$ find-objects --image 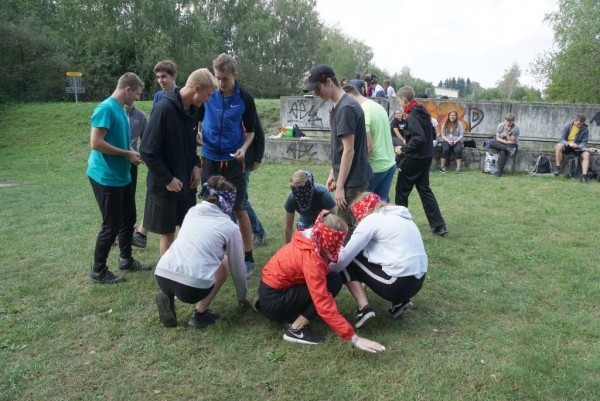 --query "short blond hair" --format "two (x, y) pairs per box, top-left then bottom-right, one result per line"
(186, 68), (218, 91)
(397, 86), (415, 103)
(505, 113), (515, 122)
(213, 53), (238, 74)
(290, 170), (308, 188)
(320, 211), (347, 232)
(117, 72), (144, 90)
